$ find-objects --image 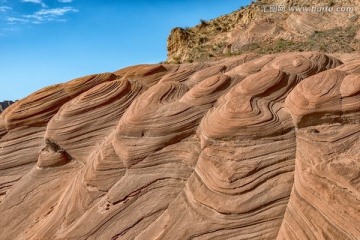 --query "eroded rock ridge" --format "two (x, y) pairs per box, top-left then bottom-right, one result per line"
(0, 52), (359, 239)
